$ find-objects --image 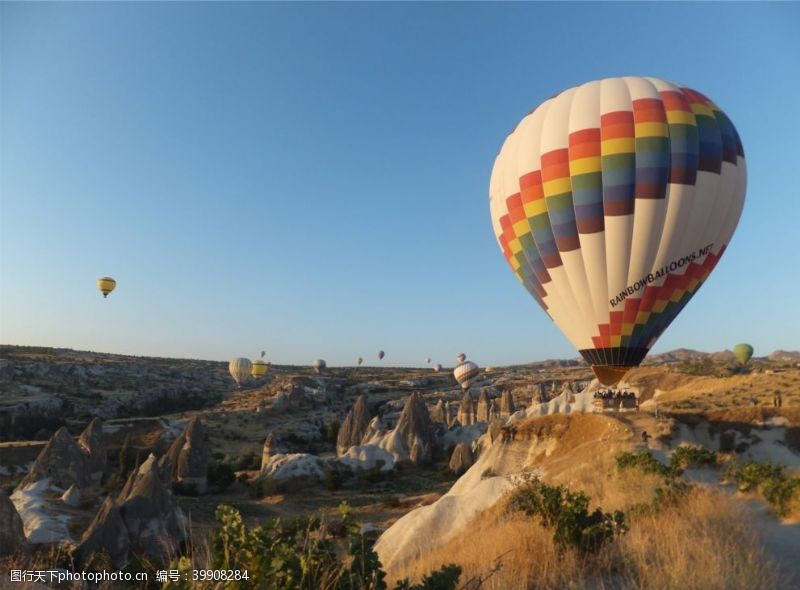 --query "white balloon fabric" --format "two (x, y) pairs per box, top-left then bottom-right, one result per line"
(489, 76), (746, 384)
(228, 358), (252, 387)
(453, 361), (480, 391)
(313, 359), (327, 374)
